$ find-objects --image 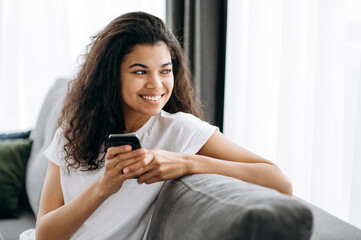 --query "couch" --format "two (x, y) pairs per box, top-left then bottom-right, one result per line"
(1, 78), (361, 240)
